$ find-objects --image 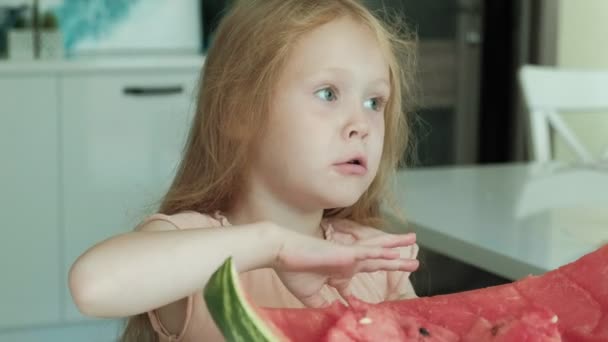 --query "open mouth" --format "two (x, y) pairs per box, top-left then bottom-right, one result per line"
(345, 157), (367, 169)
(334, 157), (368, 175)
